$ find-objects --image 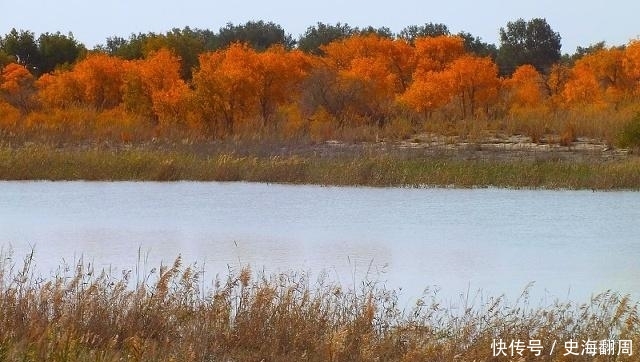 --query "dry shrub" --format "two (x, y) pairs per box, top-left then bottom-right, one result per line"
(95, 106), (152, 142)
(336, 125), (379, 143)
(559, 122), (577, 146)
(278, 103), (305, 139)
(564, 103), (640, 145)
(507, 105), (551, 143)
(23, 106), (98, 141)
(309, 108), (336, 142)
(383, 117), (413, 140)
(454, 118), (493, 142)
(0, 100), (21, 131)
(618, 113), (640, 149)
(423, 118), (458, 137)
